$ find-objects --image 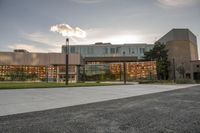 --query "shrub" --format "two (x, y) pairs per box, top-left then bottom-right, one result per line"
(96, 81), (100, 83)
(176, 79), (196, 84)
